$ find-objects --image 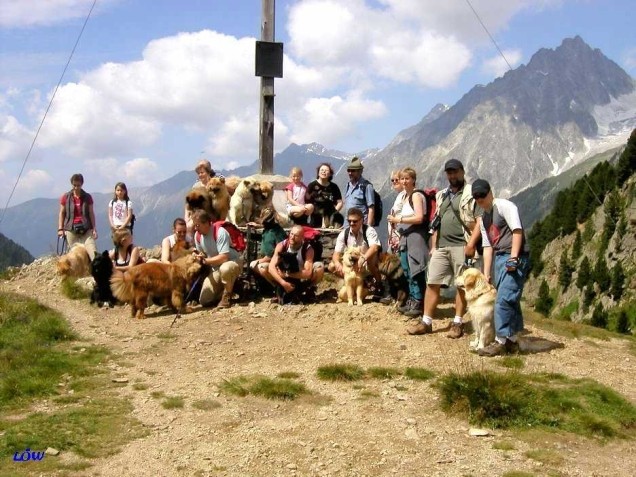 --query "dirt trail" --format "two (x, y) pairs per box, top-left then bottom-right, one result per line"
(2, 257), (635, 476)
